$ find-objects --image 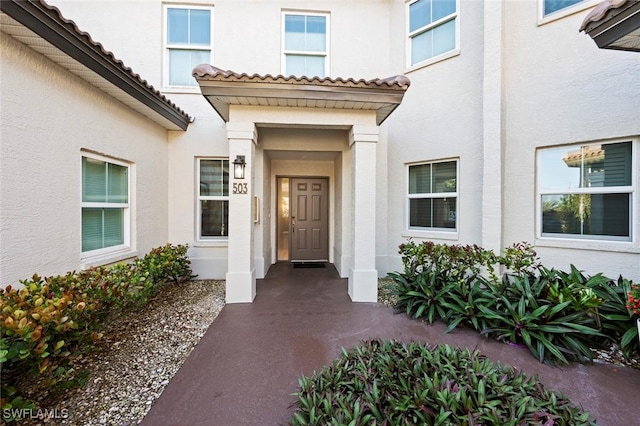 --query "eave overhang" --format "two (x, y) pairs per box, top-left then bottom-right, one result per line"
(0, 0), (192, 131)
(580, 0), (640, 52)
(192, 65), (410, 126)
